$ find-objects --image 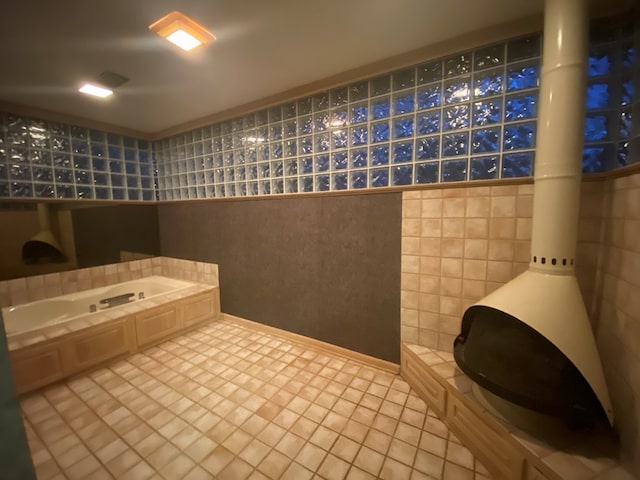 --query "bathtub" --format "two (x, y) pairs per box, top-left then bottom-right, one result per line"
(2, 276), (192, 338)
